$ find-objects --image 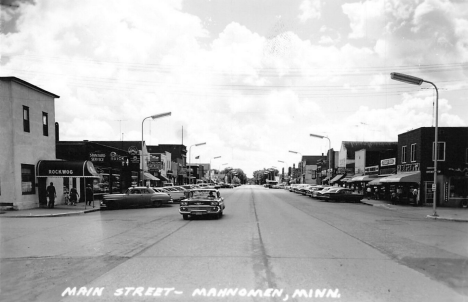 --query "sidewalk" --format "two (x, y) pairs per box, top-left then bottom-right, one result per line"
(360, 198), (468, 222)
(0, 202), (101, 218)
